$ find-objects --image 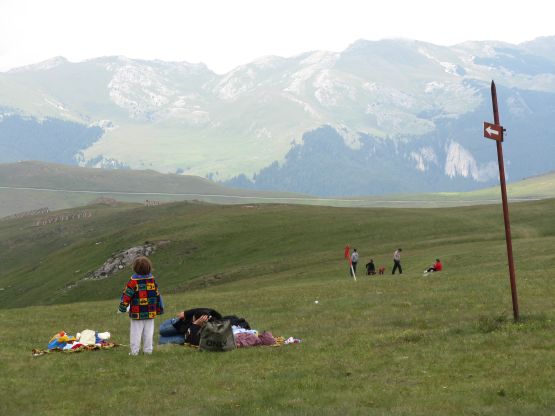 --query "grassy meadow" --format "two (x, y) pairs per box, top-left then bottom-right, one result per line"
(0, 199), (554, 415)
